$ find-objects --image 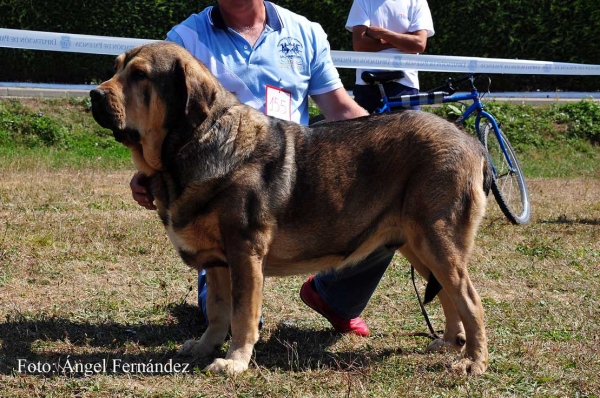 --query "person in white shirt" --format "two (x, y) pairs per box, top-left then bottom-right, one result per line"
(346, 0), (435, 113)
